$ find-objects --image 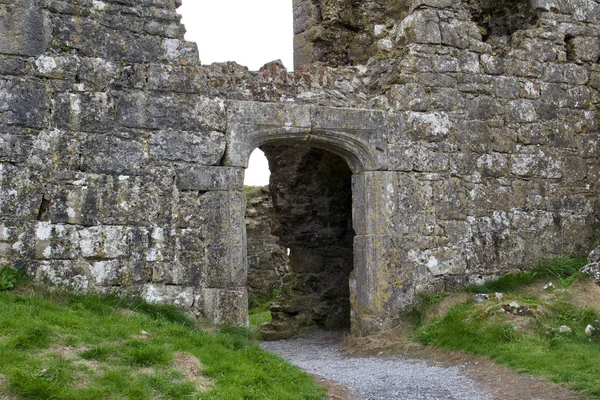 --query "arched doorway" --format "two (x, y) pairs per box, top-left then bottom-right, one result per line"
(224, 100), (396, 335)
